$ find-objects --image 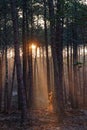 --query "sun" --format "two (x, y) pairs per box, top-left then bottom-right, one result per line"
(31, 44), (36, 50)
